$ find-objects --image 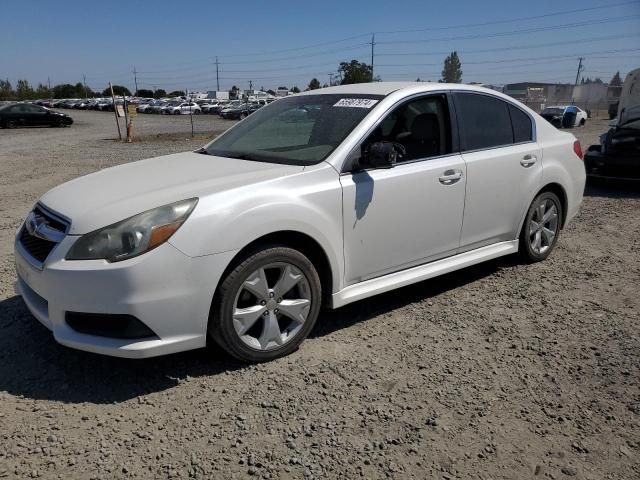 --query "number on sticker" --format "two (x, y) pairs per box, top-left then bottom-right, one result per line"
(333, 98), (379, 108)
